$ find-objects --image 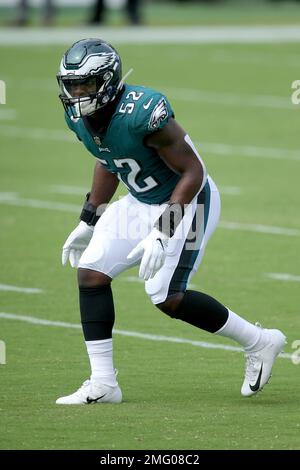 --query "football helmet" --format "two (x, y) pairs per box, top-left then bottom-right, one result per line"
(57, 38), (122, 118)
